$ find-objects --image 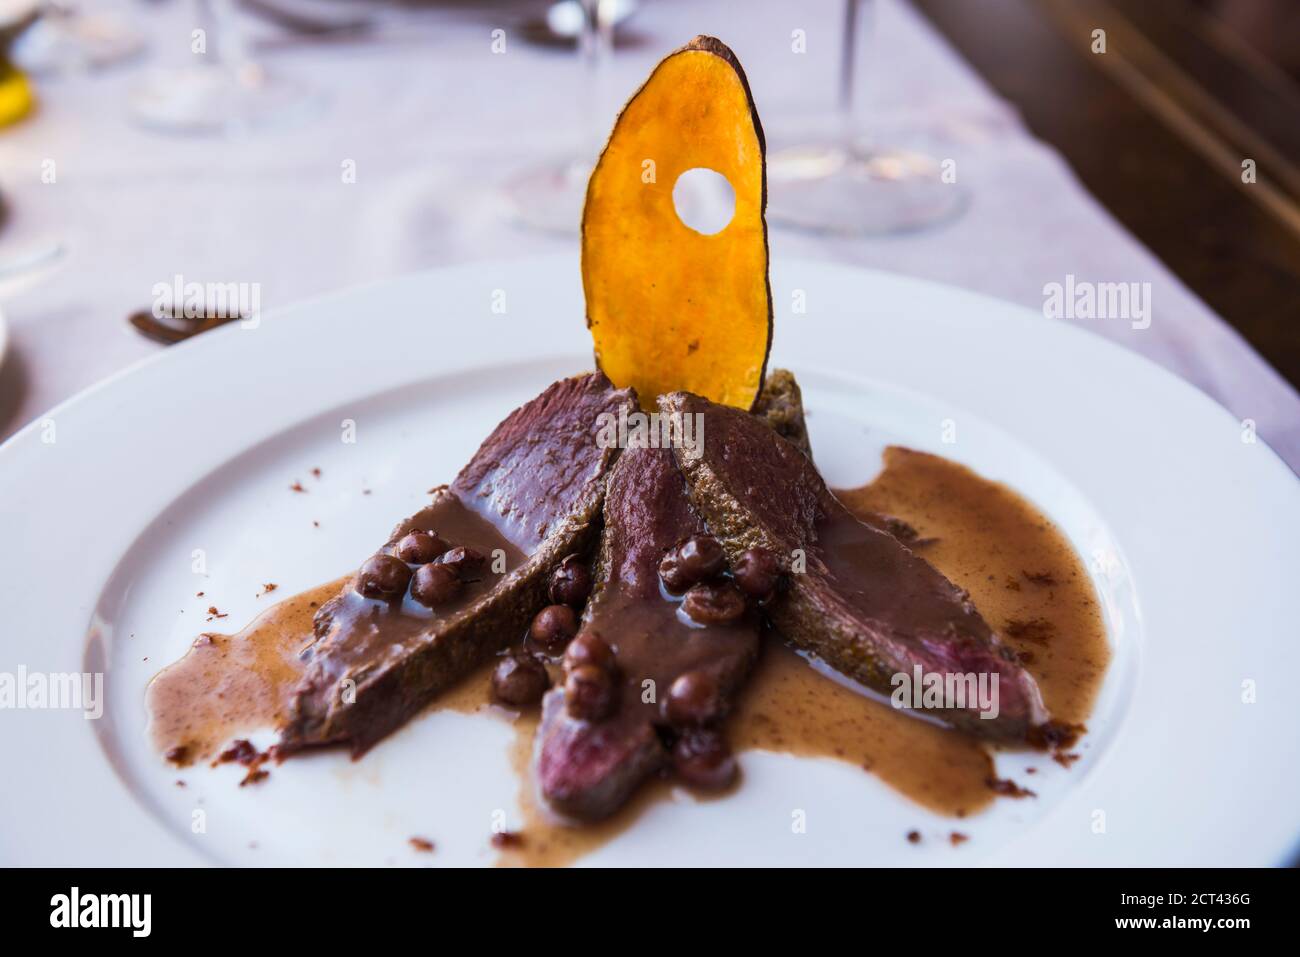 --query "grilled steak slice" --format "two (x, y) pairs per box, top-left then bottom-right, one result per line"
(535, 446), (760, 821)
(280, 373), (637, 756)
(751, 370), (920, 540)
(661, 390), (1053, 744)
(751, 368), (812, 459)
